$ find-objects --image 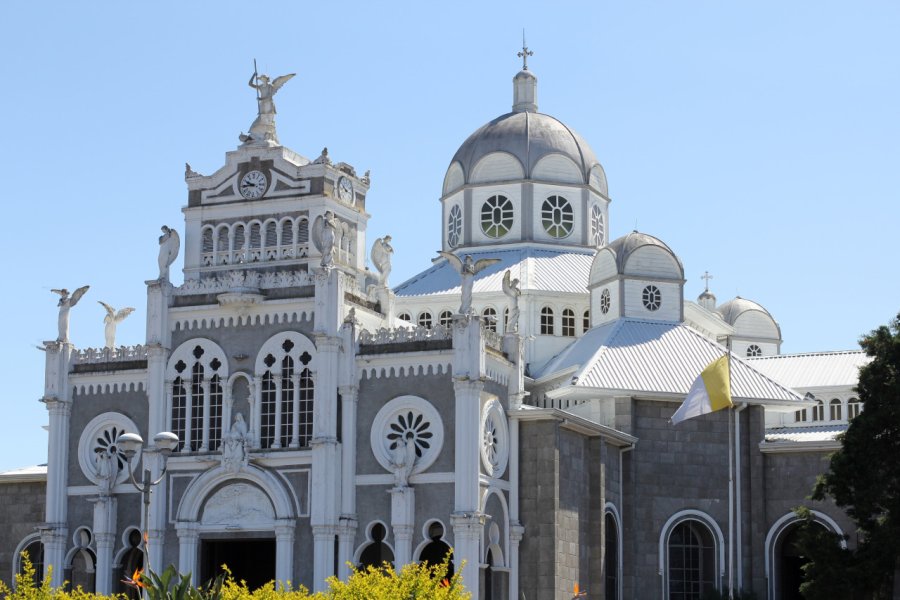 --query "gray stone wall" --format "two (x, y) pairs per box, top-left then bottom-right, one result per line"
(0, 481), (45, 586)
